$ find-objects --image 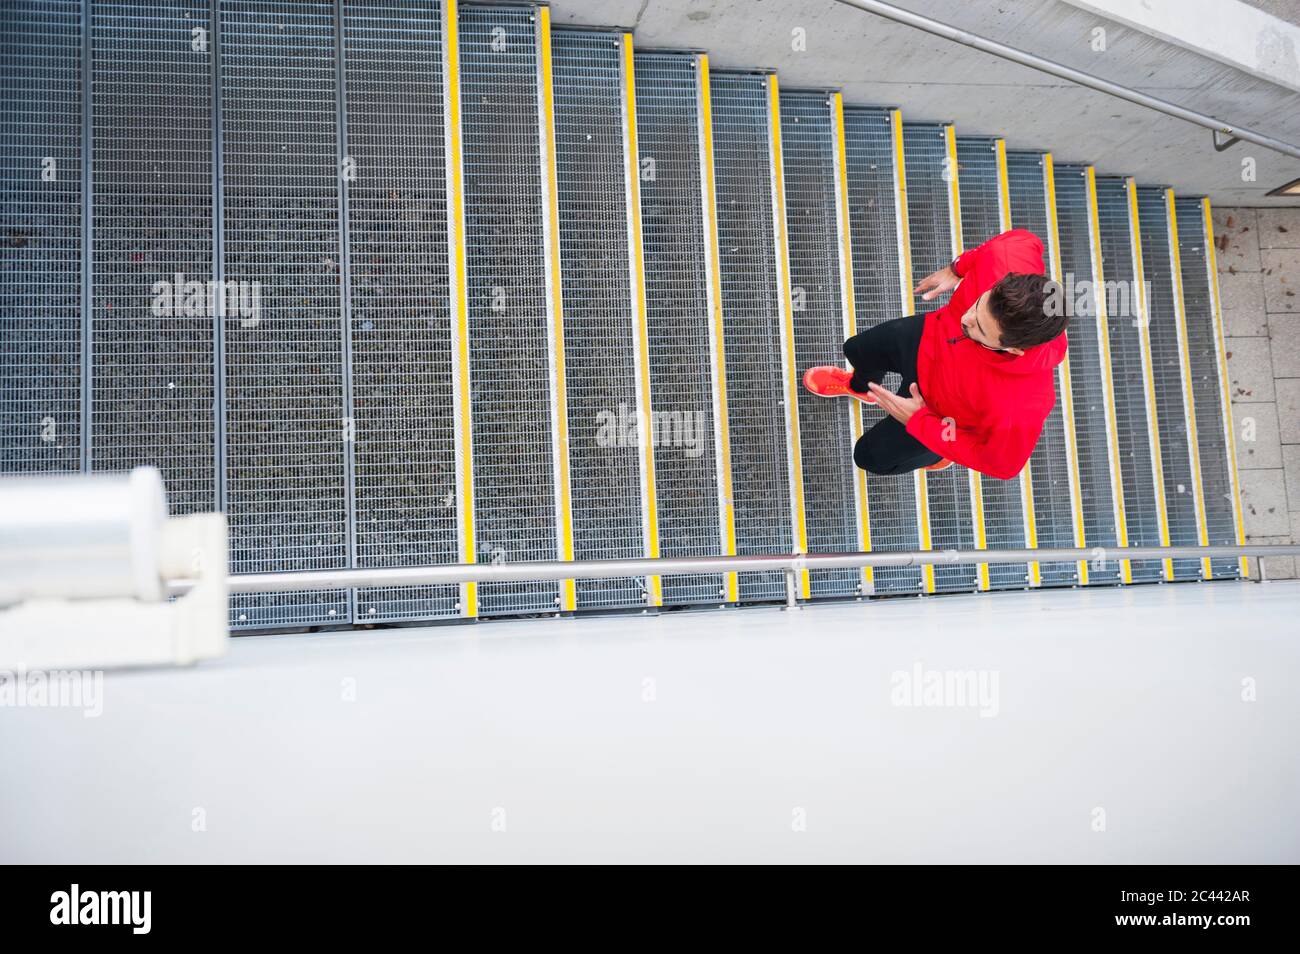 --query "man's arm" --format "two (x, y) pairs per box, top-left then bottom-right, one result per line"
(867, 381), (1040, 480)
(952, 228), (1046, 281)
(913, 263), (959, 303)
(904, 405), (1040, 480)
(932, 229), (1046, 321)
(912, 226), (1043, 308)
